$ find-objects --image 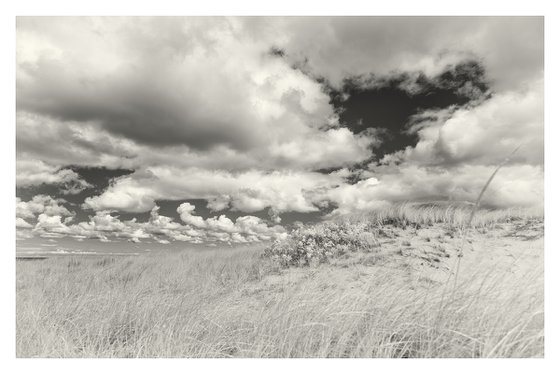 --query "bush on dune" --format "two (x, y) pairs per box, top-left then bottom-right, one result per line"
(264, 221), (378, 267)
(264, 202), (542, 268)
